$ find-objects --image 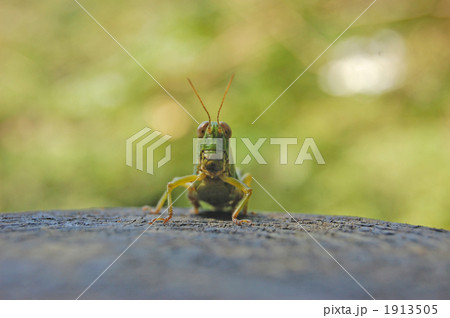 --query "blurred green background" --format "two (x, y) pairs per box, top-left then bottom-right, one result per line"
(1, 0), (449, 229)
